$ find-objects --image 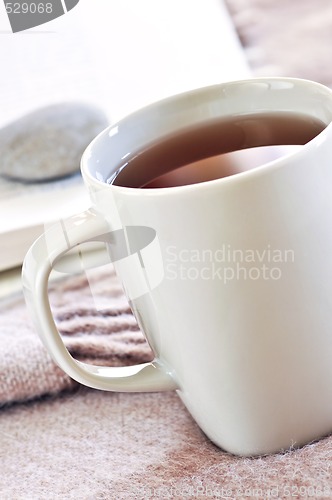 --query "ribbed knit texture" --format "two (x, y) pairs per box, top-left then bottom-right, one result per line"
(0, 387), (331, 499)
(1, 265), (332, 500)
(225, 0), (332, 86)
(0, 266), (153, 406)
